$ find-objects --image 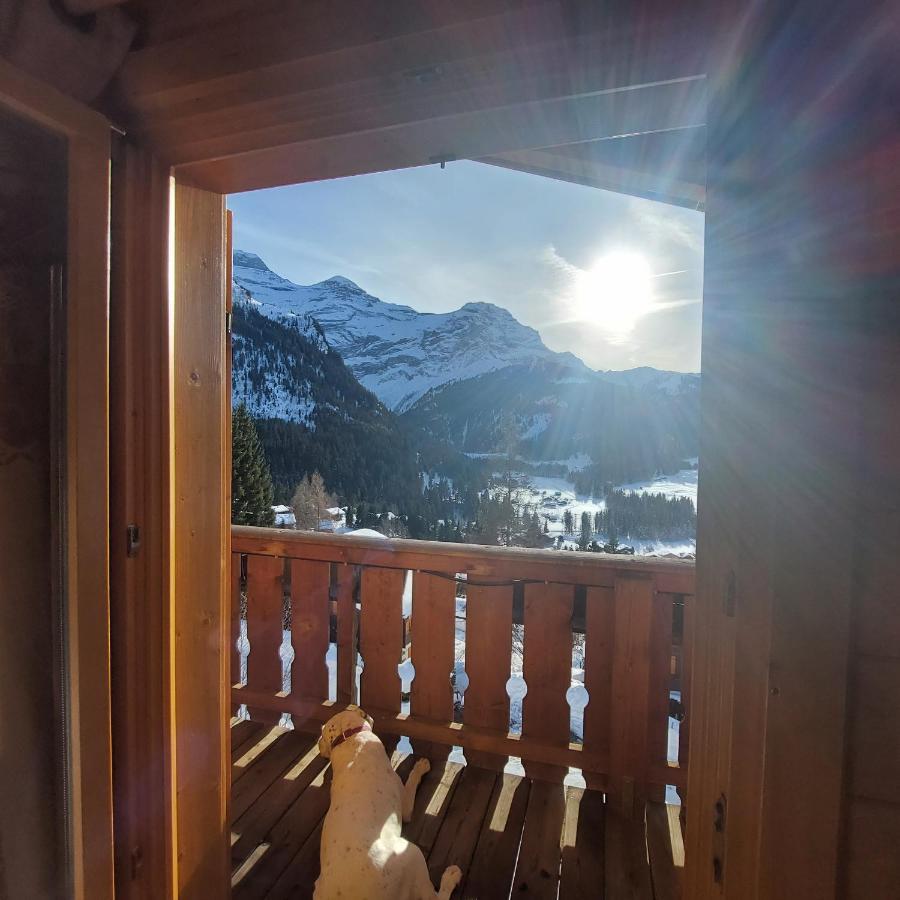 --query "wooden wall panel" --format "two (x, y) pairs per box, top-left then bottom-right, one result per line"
(172, 181), (229, 900)
(687, 6), (897, 900)
(109, 140), (173, 900)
